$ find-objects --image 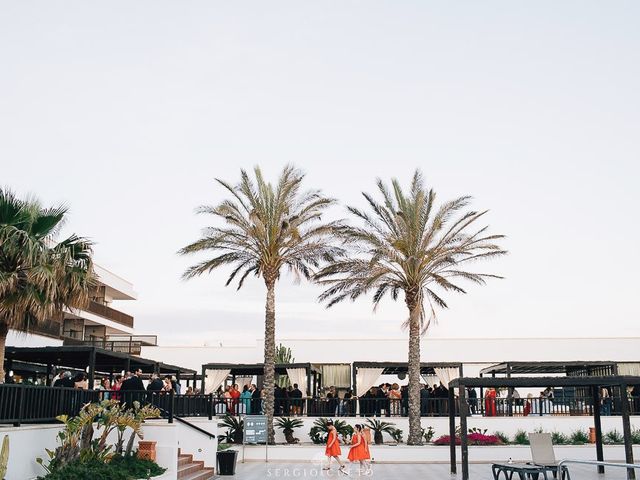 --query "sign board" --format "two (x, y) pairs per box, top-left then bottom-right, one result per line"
(244, 415), (268, 444)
